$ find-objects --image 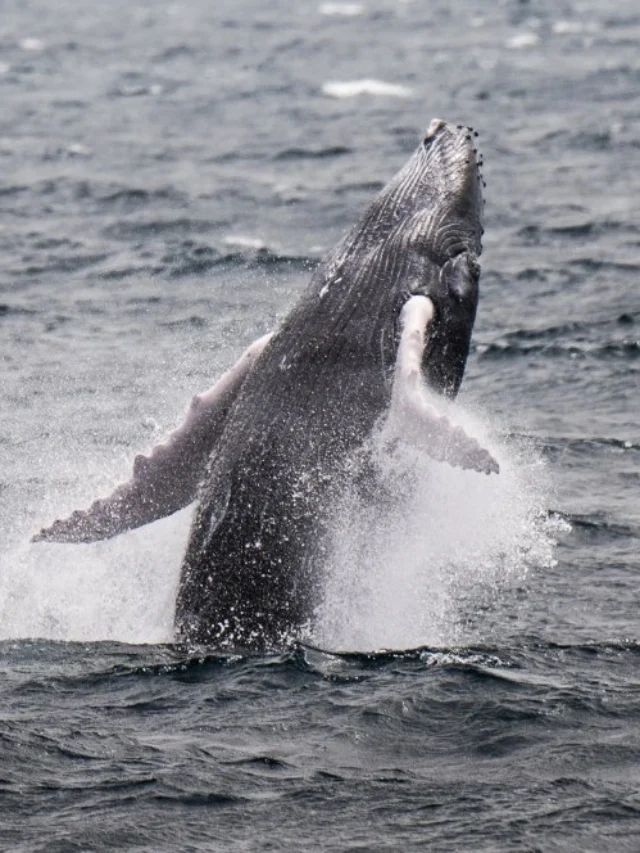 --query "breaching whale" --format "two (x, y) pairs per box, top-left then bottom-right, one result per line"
(34, 119), (498, 649)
